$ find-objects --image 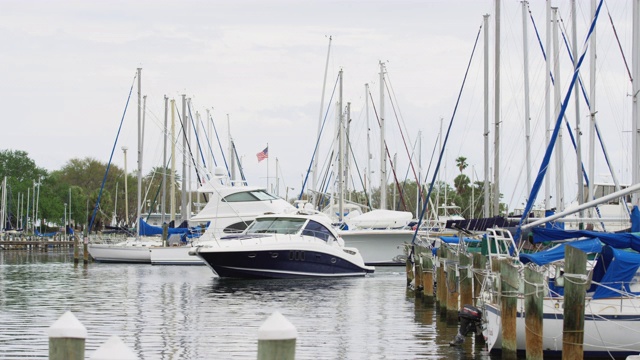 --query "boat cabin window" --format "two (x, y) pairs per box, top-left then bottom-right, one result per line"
(302, 220), (336, 242)
(223, 190), (277, 203)
(246, 217), (306, 235)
